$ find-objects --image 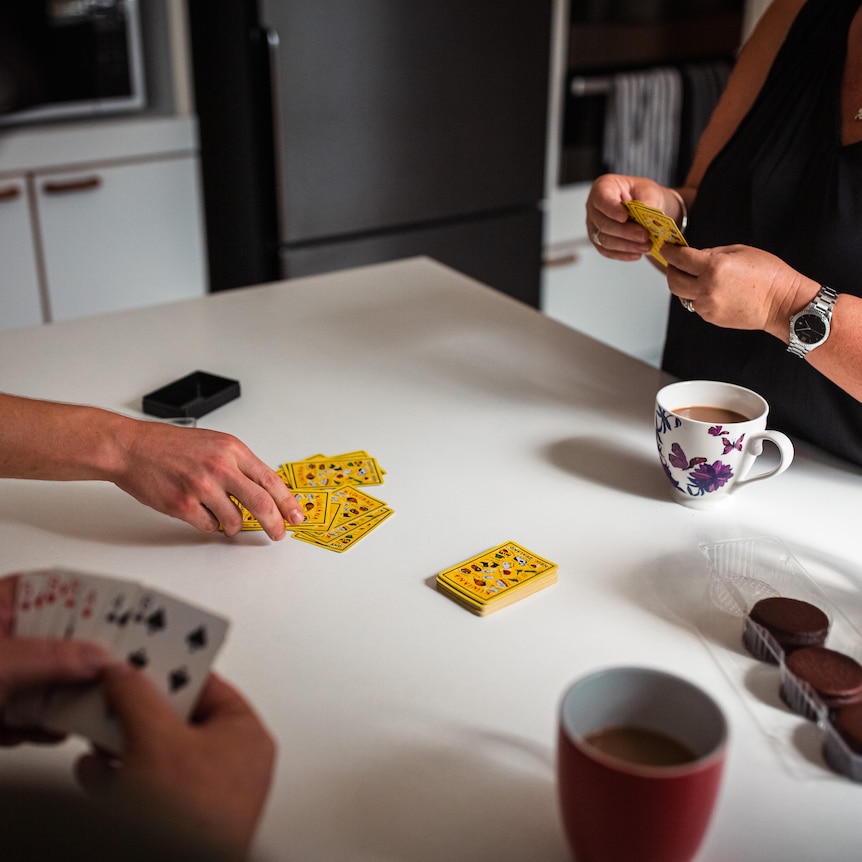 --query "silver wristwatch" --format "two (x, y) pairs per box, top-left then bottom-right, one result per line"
(788, 285), (838, 358)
